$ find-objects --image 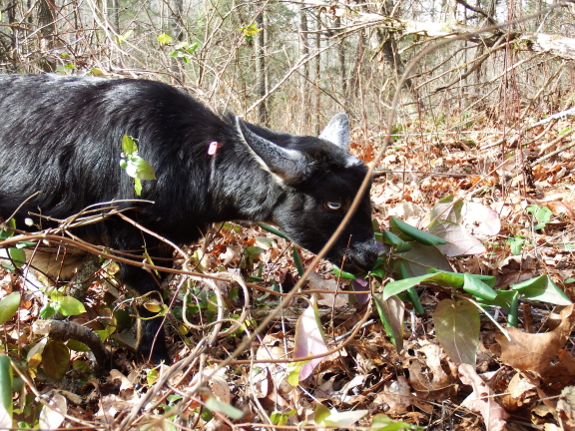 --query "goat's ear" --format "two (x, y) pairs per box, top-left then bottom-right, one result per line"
(319, 113), (350, 150)
(235, 117), (308, 185)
